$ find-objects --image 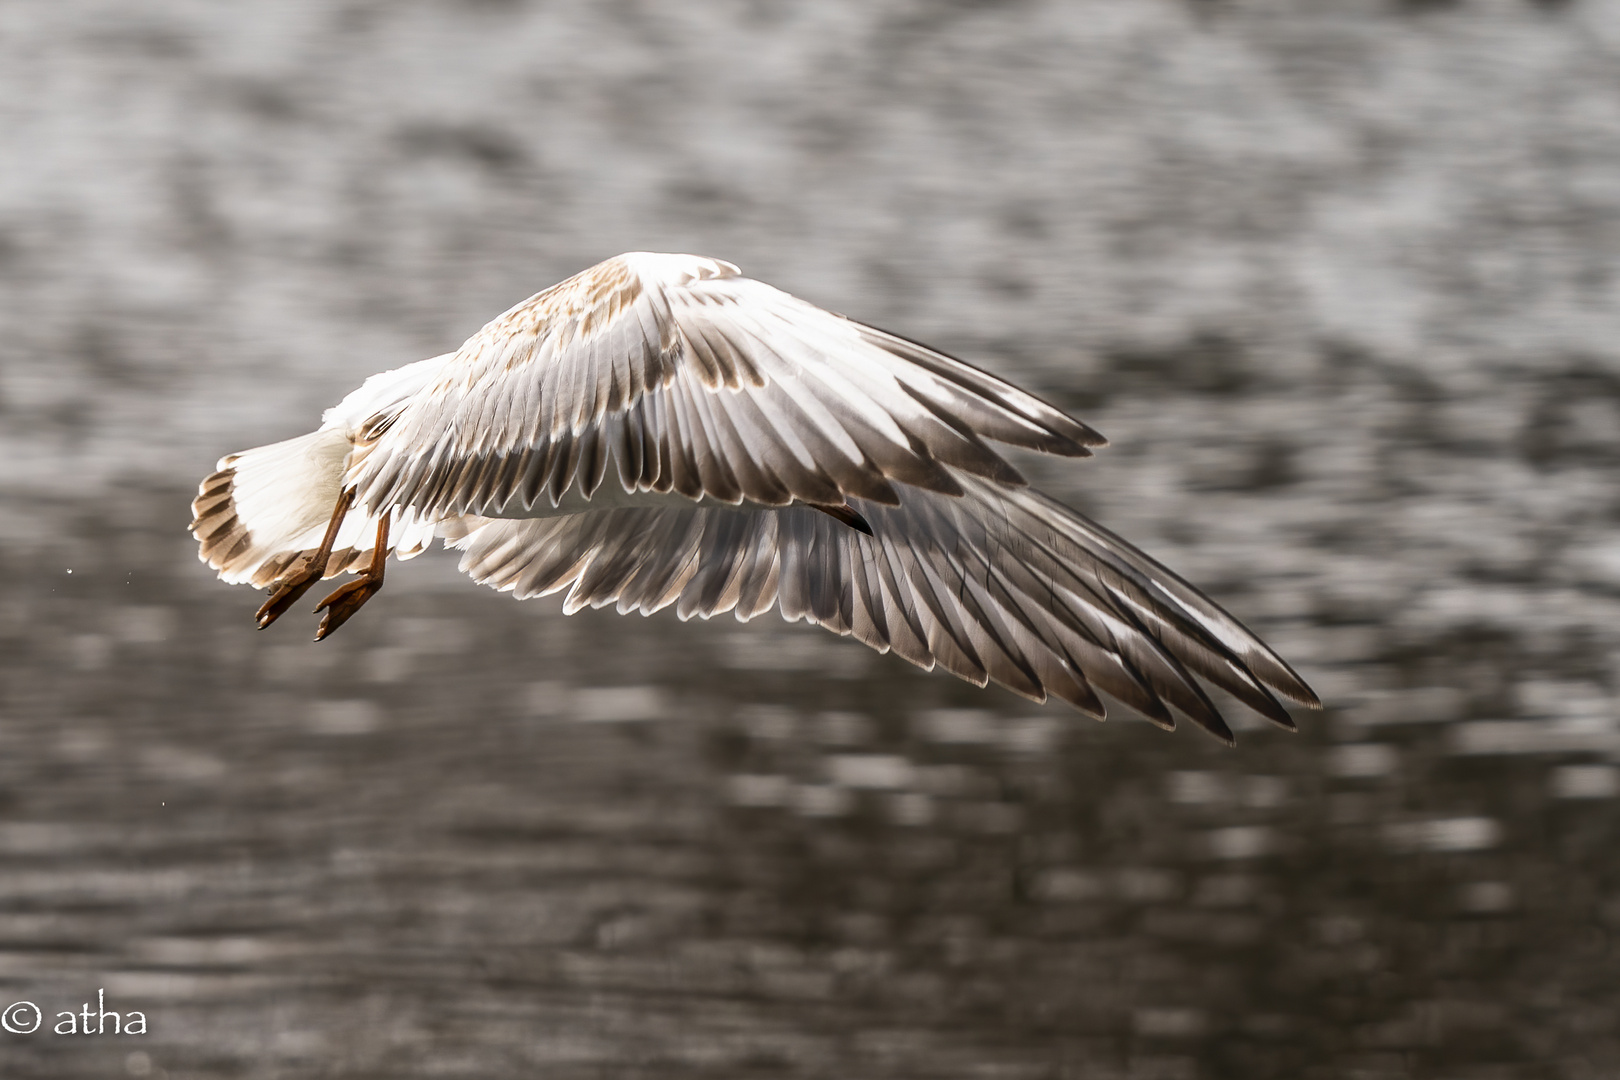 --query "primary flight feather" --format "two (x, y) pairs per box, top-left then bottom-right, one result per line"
(190, 251), (1319, 743)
